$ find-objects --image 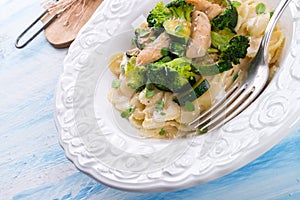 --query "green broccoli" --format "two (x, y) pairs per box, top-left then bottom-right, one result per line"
(147, 57), (196, 92)
(163, 0), (194, 56)
(210, 27), (250, 65)
(164, 0), (194, 40)
(146, 0), (194, 56)
(220, 35), (250, 65)
(211, 0), (238, 32)
(166, 0), (194, 22)
(192, 34), (249, 75)
(125, 58), (147, 91)
(147, 2), (172, 29)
